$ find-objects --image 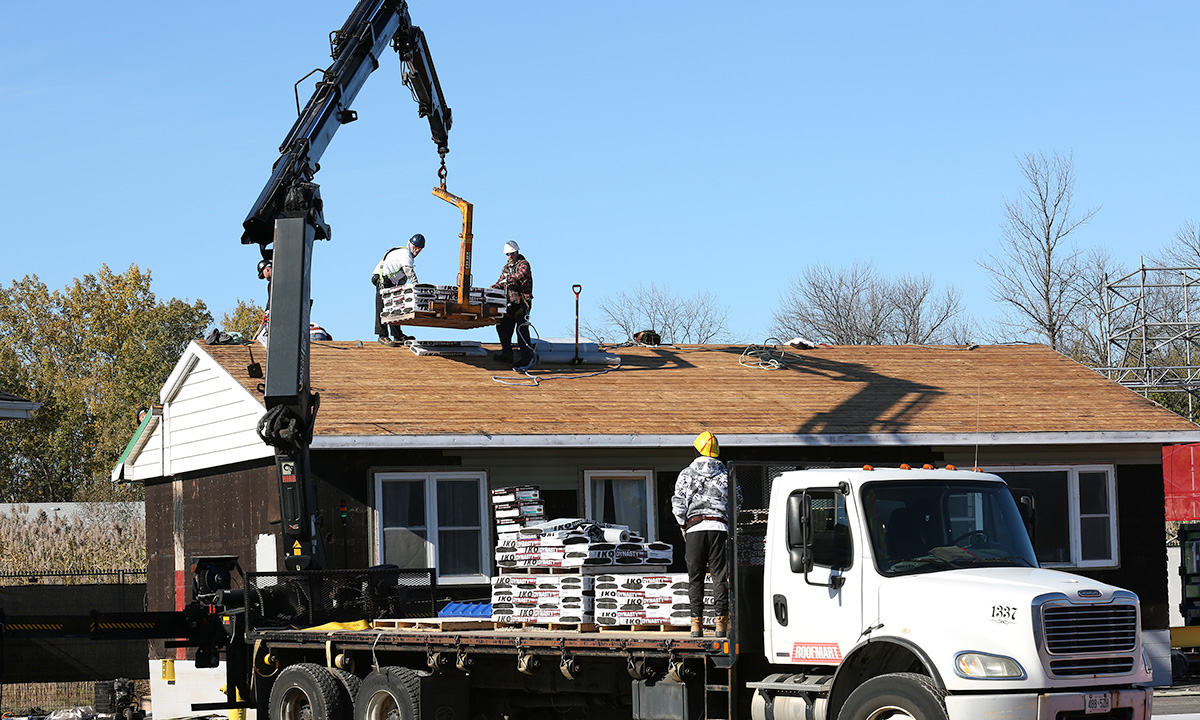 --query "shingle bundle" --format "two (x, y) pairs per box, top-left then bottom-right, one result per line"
(492, 486), (545, 537)
(594, 573), (715, 627)
(490, 574), (594, 624)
